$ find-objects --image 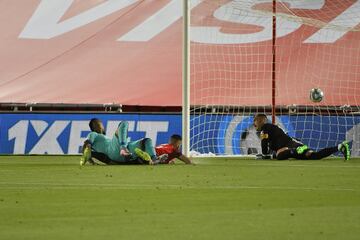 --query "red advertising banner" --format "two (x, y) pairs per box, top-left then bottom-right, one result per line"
(0, 0), (359, 106)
